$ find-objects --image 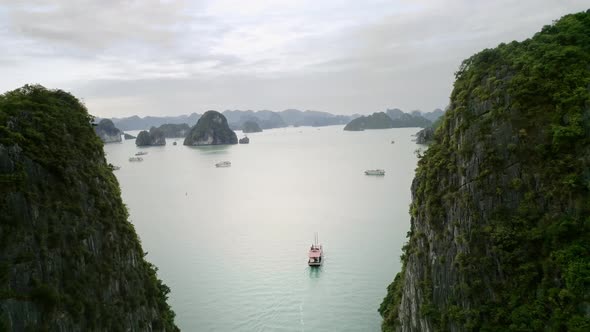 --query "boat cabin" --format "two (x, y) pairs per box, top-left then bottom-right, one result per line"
(308, 244), (323, 266)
